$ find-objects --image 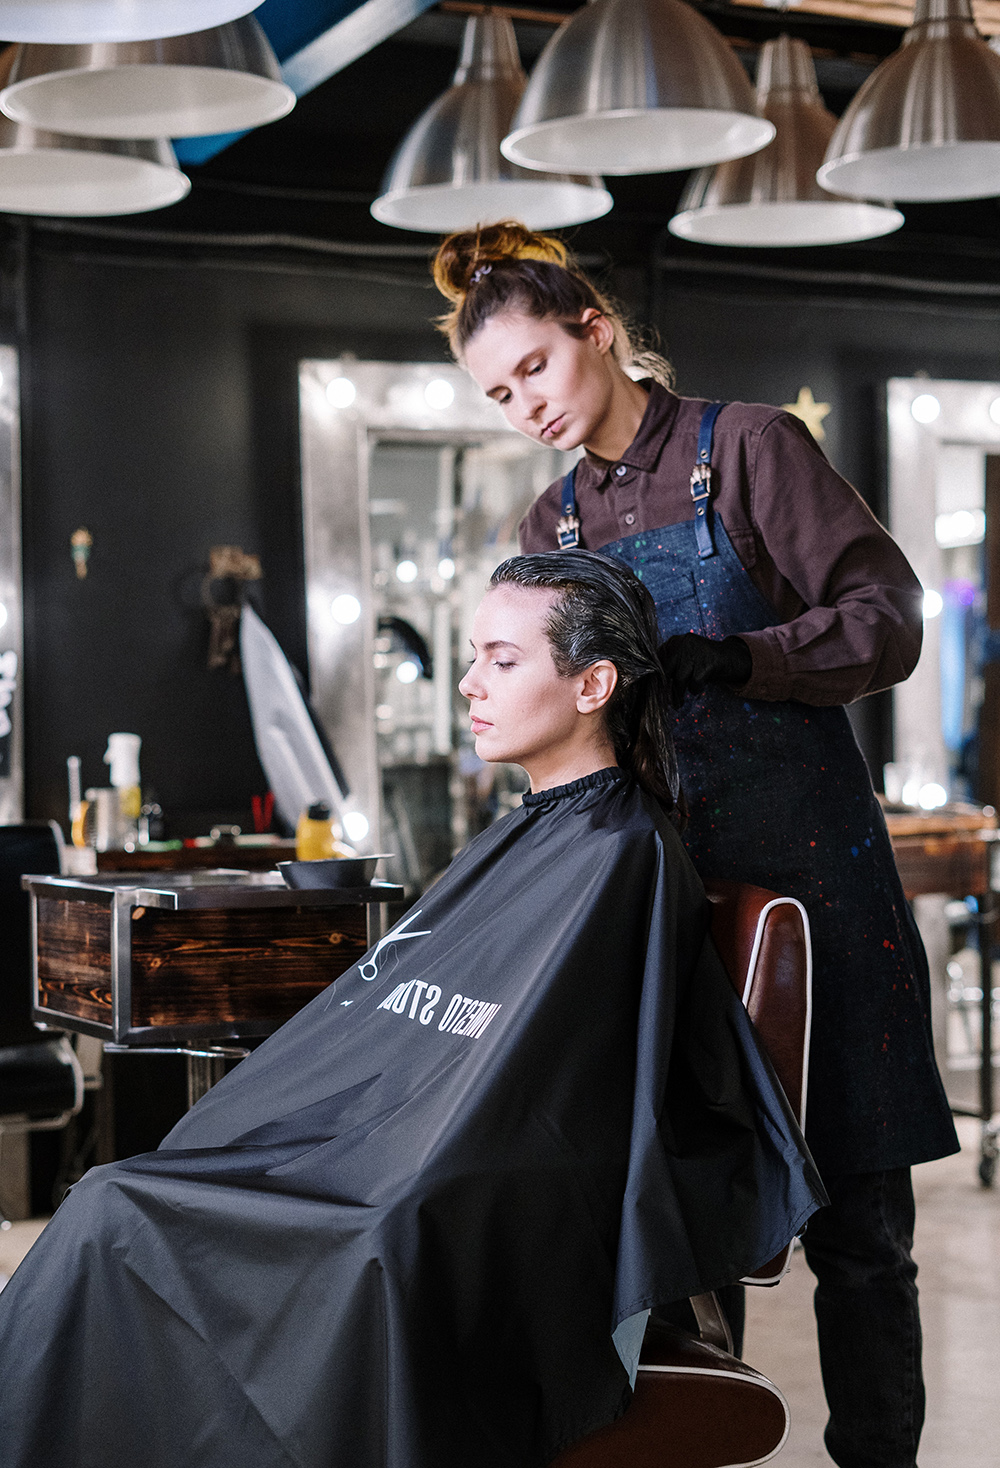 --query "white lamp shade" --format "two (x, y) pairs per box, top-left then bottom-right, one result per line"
(0, 2), (262, 44)
(372, 14), (612, 233)
(0, 114), (189, 214)
(501, 0), (773, 176)
(0, 16), (294, 138)
(670, 35), (904, 246)
(818, 0), (1000, 202)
